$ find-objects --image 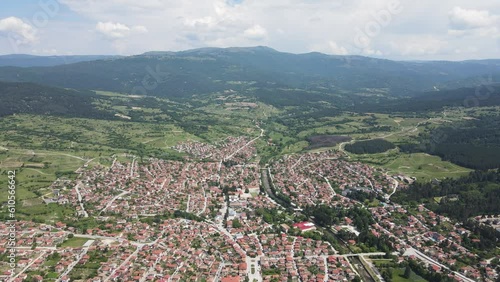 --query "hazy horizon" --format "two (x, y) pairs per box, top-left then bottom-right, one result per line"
(0, 1), (499, 60)
(1, 45), (500, 63)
